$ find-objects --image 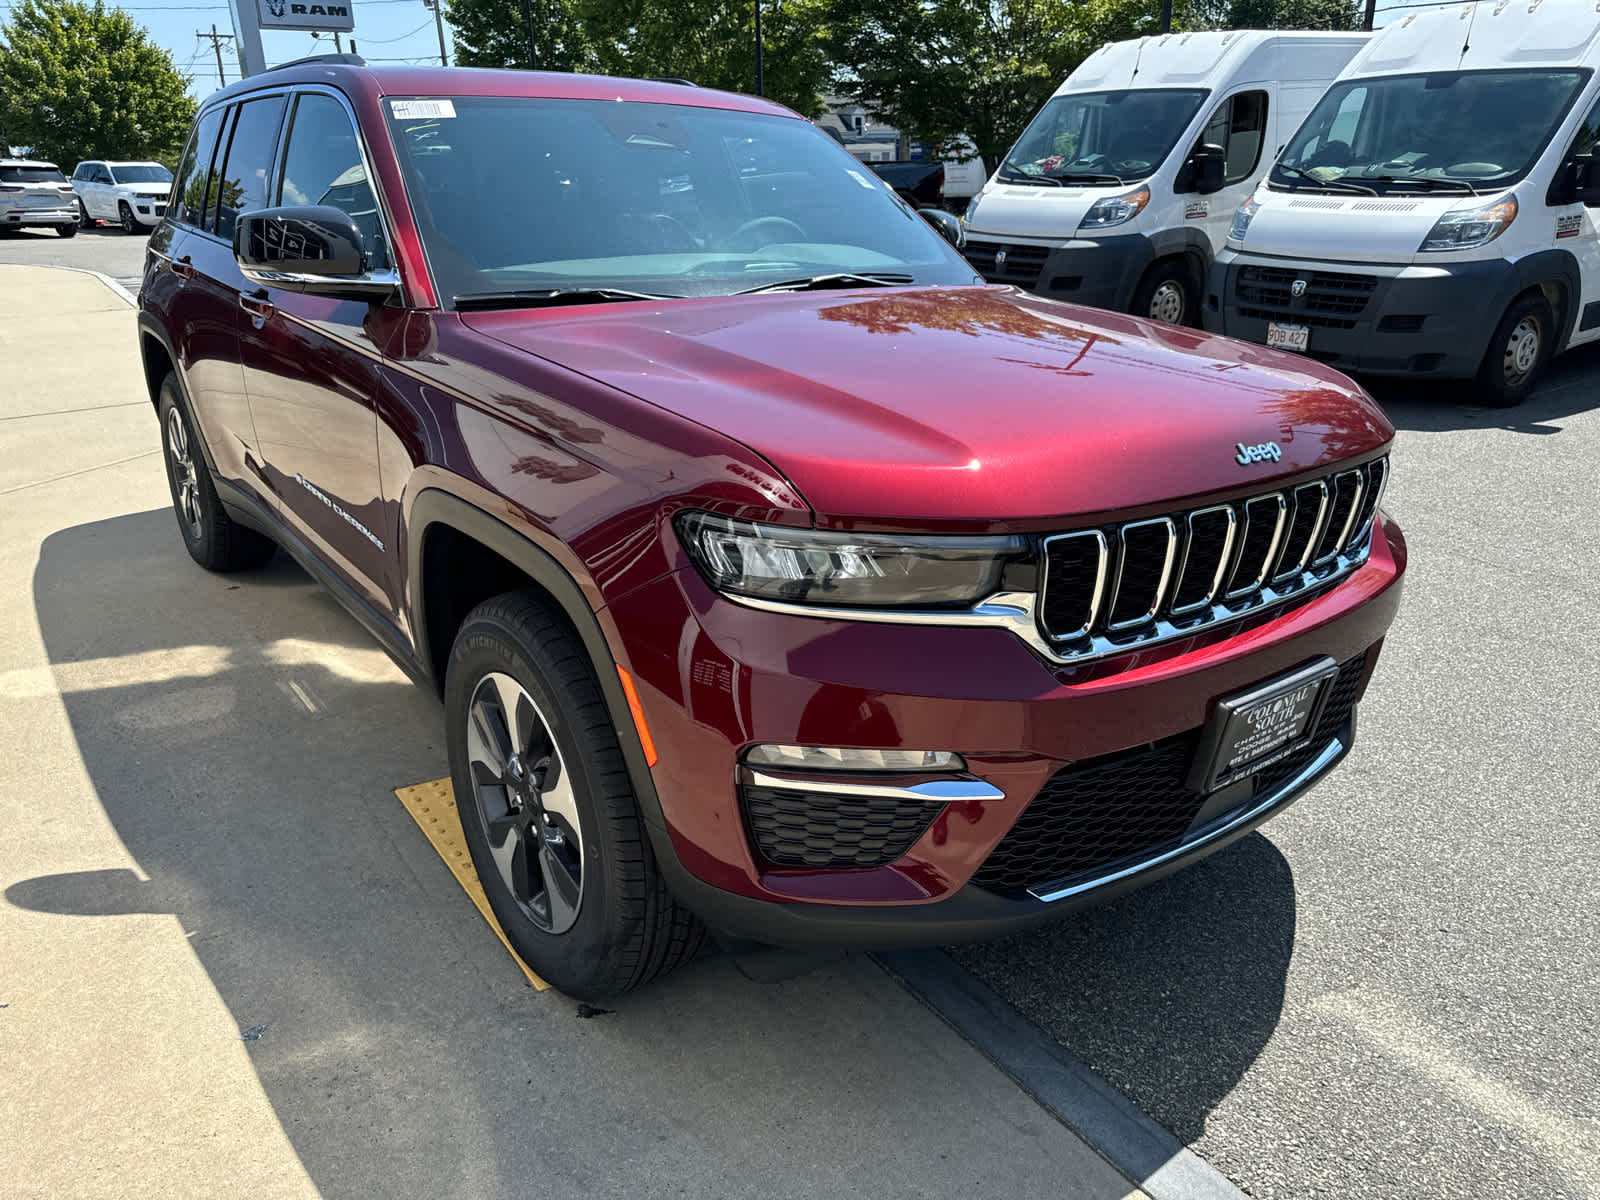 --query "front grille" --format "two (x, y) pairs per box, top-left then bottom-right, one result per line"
(1238, 305), (1356, 331)
(1037, 457), (1386, 656)
(963, 239), (1049, 288)
(1236, 266), (1378, 317)
(743, 784), (937, 868)
(972, 652), (1367, 893)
